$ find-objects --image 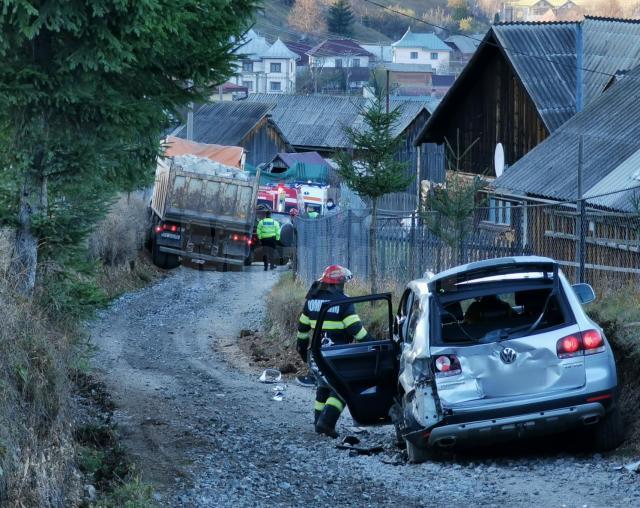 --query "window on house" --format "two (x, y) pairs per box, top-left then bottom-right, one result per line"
(352, 58), (360, 67)
(270, 81), (281, 92)
(488, 198), (512, 226)
(242, 80), (253, 91)
(410, 51), (418, 59)
(270, 62), (281, 73)
(242, 61), (253, 72)
(431, 52), (439, 60)
(335, 58), (343, 68)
